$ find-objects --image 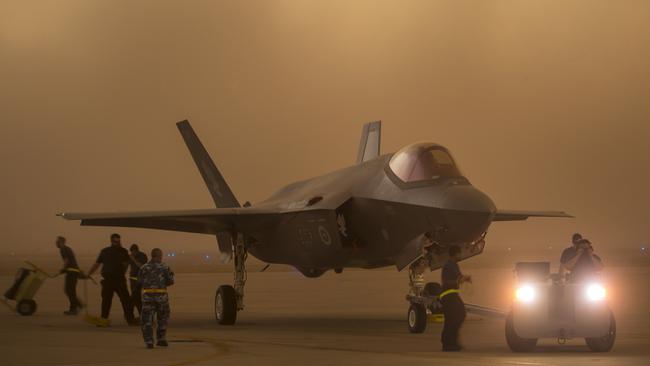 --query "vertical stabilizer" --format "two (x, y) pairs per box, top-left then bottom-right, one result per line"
(176, 120), (240, 208)
(356, 121), (381, 164)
